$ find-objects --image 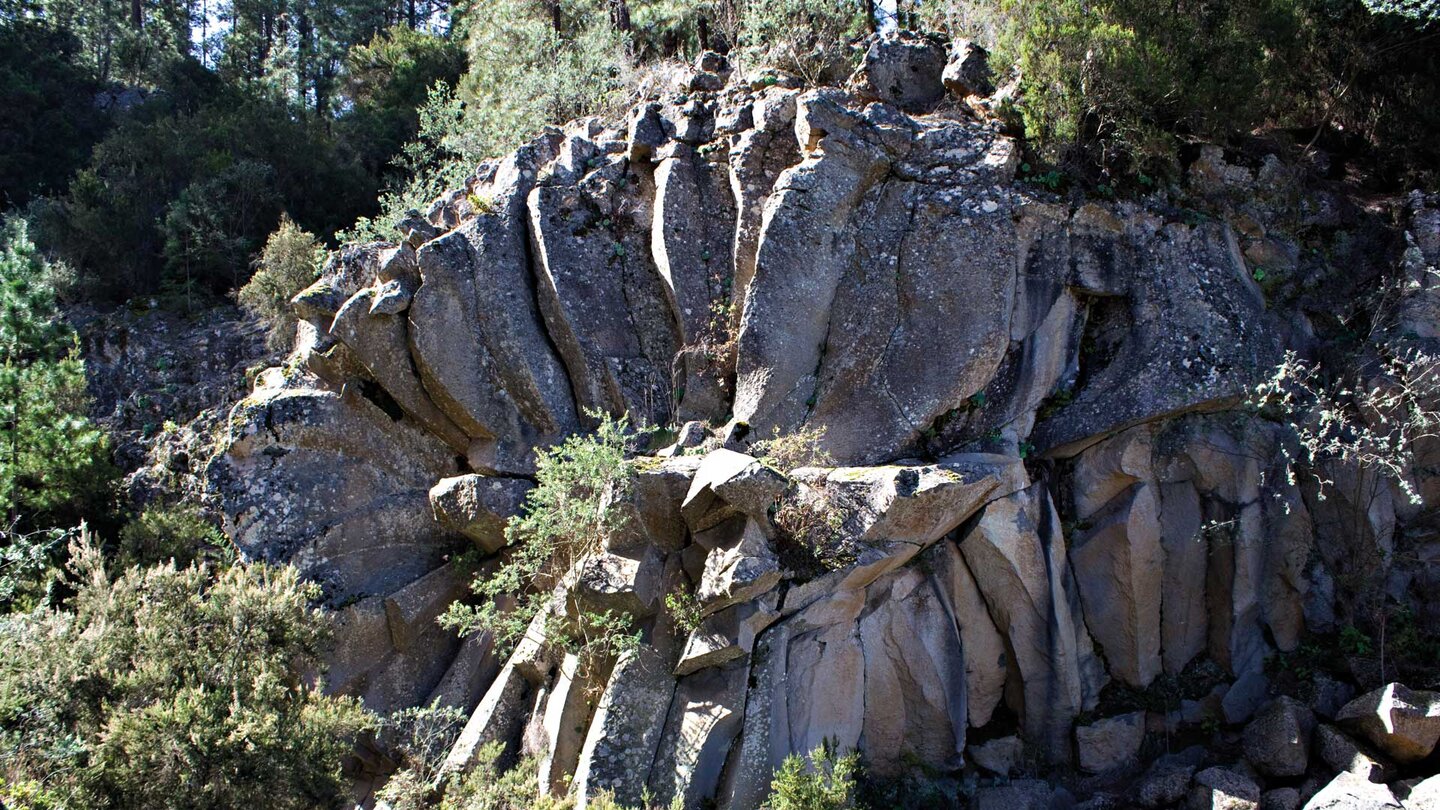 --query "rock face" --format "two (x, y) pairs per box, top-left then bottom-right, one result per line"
(204, 31), (1438, 810)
